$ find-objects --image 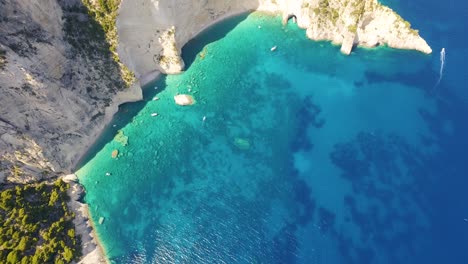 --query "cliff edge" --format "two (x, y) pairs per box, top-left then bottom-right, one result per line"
(0, 0), (142, 184)
(116, 0), (432, 79)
